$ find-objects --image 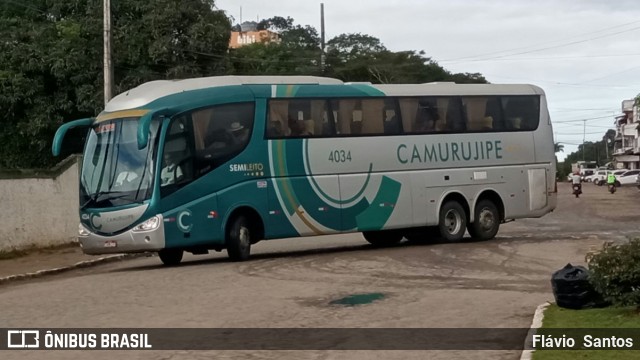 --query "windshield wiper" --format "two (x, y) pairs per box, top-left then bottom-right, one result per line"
(80, 191), (130, 210)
